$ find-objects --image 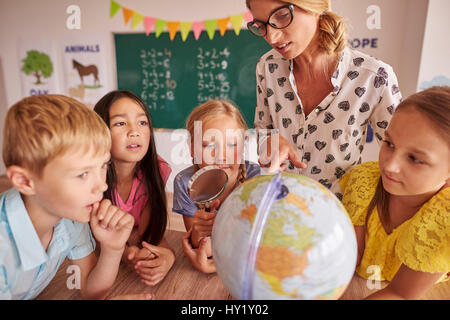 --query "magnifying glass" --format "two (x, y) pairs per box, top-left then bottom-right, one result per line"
(188, 165), (228, 212)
